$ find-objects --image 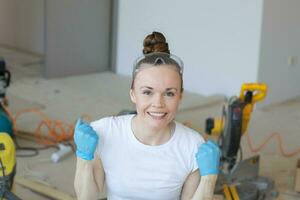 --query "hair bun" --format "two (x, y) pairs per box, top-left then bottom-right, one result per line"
(143, 32), (170, 55)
